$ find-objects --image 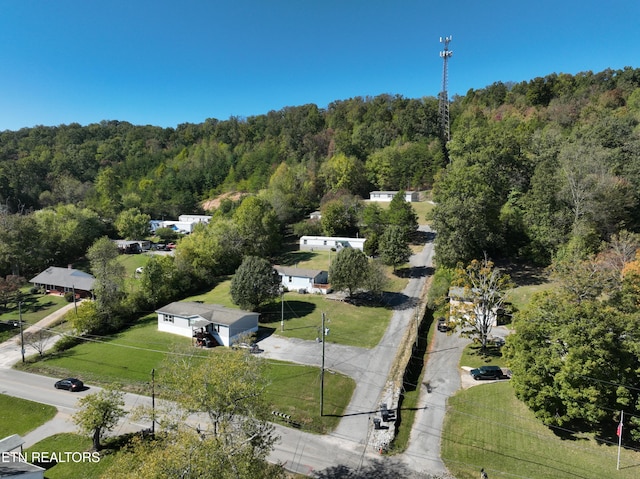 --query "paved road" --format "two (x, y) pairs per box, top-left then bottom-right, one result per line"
(0, 227), (469, 477)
